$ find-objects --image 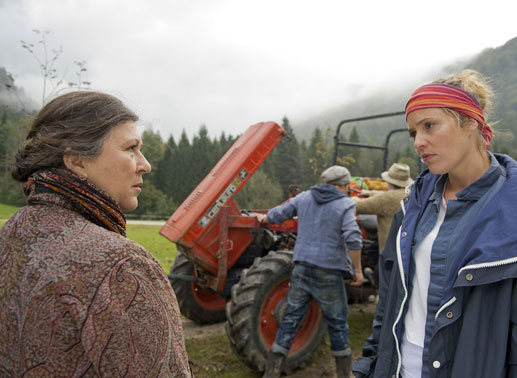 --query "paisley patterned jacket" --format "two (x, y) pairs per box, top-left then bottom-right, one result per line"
(0, 192), (192, 377)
